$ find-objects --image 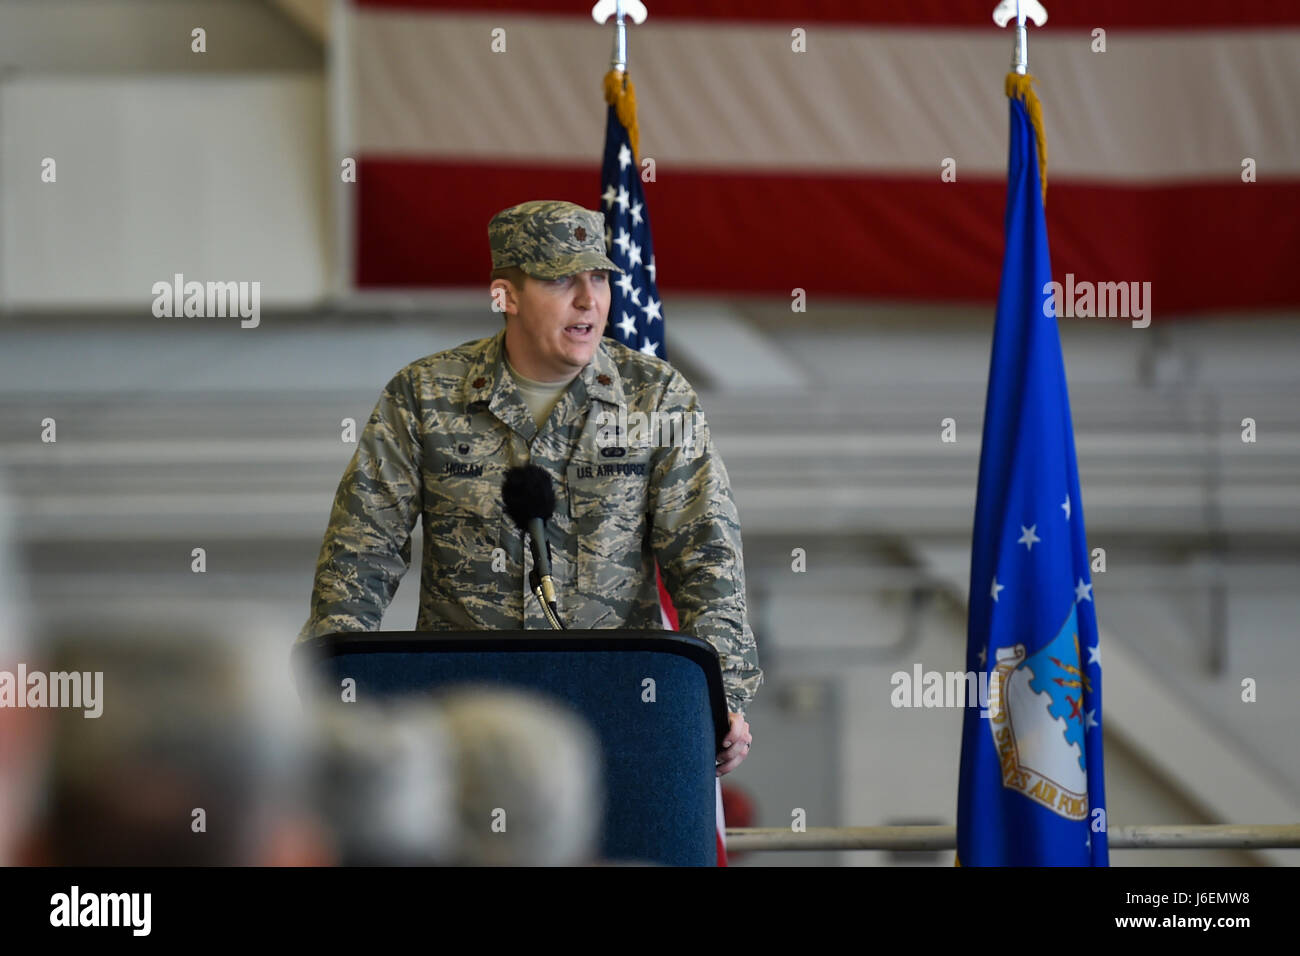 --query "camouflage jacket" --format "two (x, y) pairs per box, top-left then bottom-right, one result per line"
(298, 329), (762, 715)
